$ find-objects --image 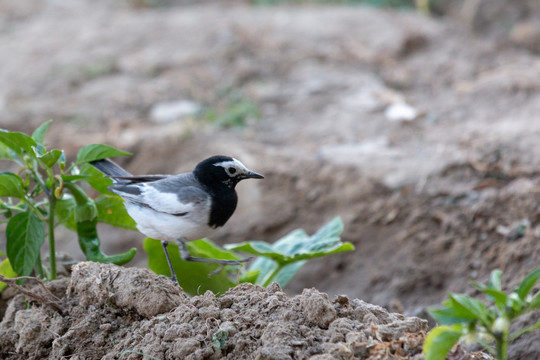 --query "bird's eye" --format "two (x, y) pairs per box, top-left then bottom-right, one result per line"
(228, 167), (236, 174)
